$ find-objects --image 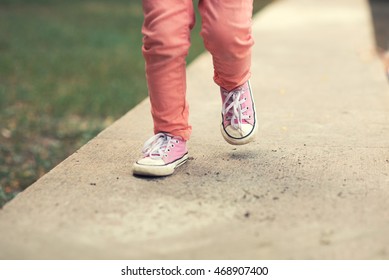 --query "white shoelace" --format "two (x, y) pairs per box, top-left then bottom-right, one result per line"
(142, 133), (175, 159)
(222, 88), (249, 131)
